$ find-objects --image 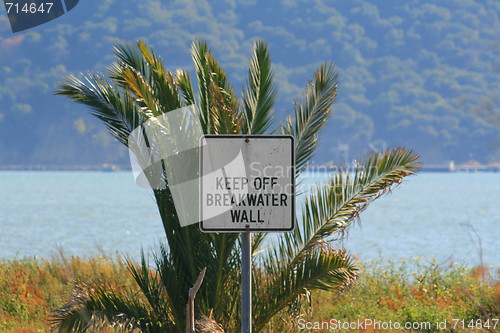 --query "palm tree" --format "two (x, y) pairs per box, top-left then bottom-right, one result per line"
(50, 39), (420, 332)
